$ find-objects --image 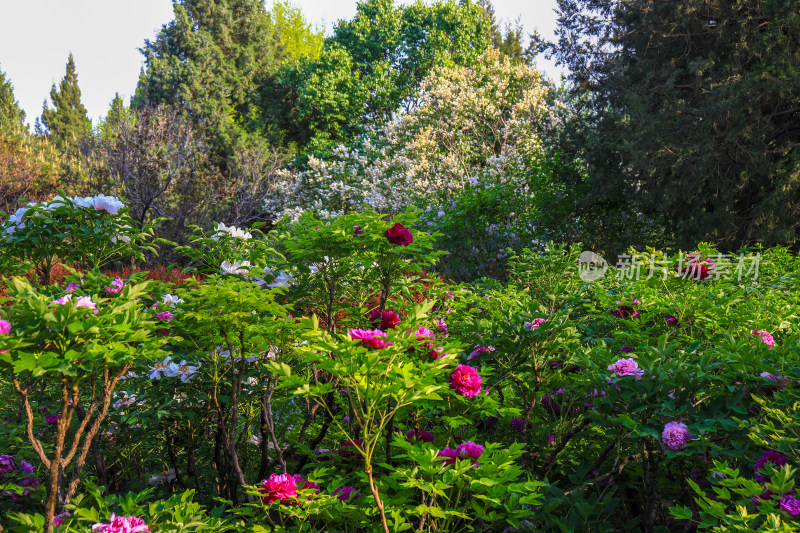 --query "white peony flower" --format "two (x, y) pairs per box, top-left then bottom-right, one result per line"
(221, 260), (251, 276)
(268, 271), (293, 287)
(93, 194), (125, 214)
(162, 294), (184, 307)
(73, 196), (95, 209)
